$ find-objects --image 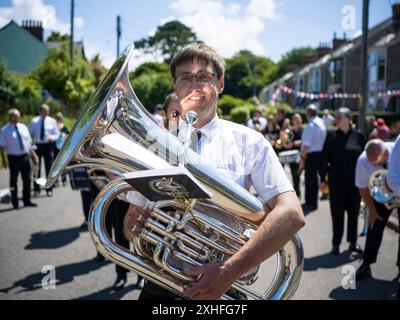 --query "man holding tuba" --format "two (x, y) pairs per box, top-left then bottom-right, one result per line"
(123, 42), (305, 300)
(355, 139), (398, 280)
